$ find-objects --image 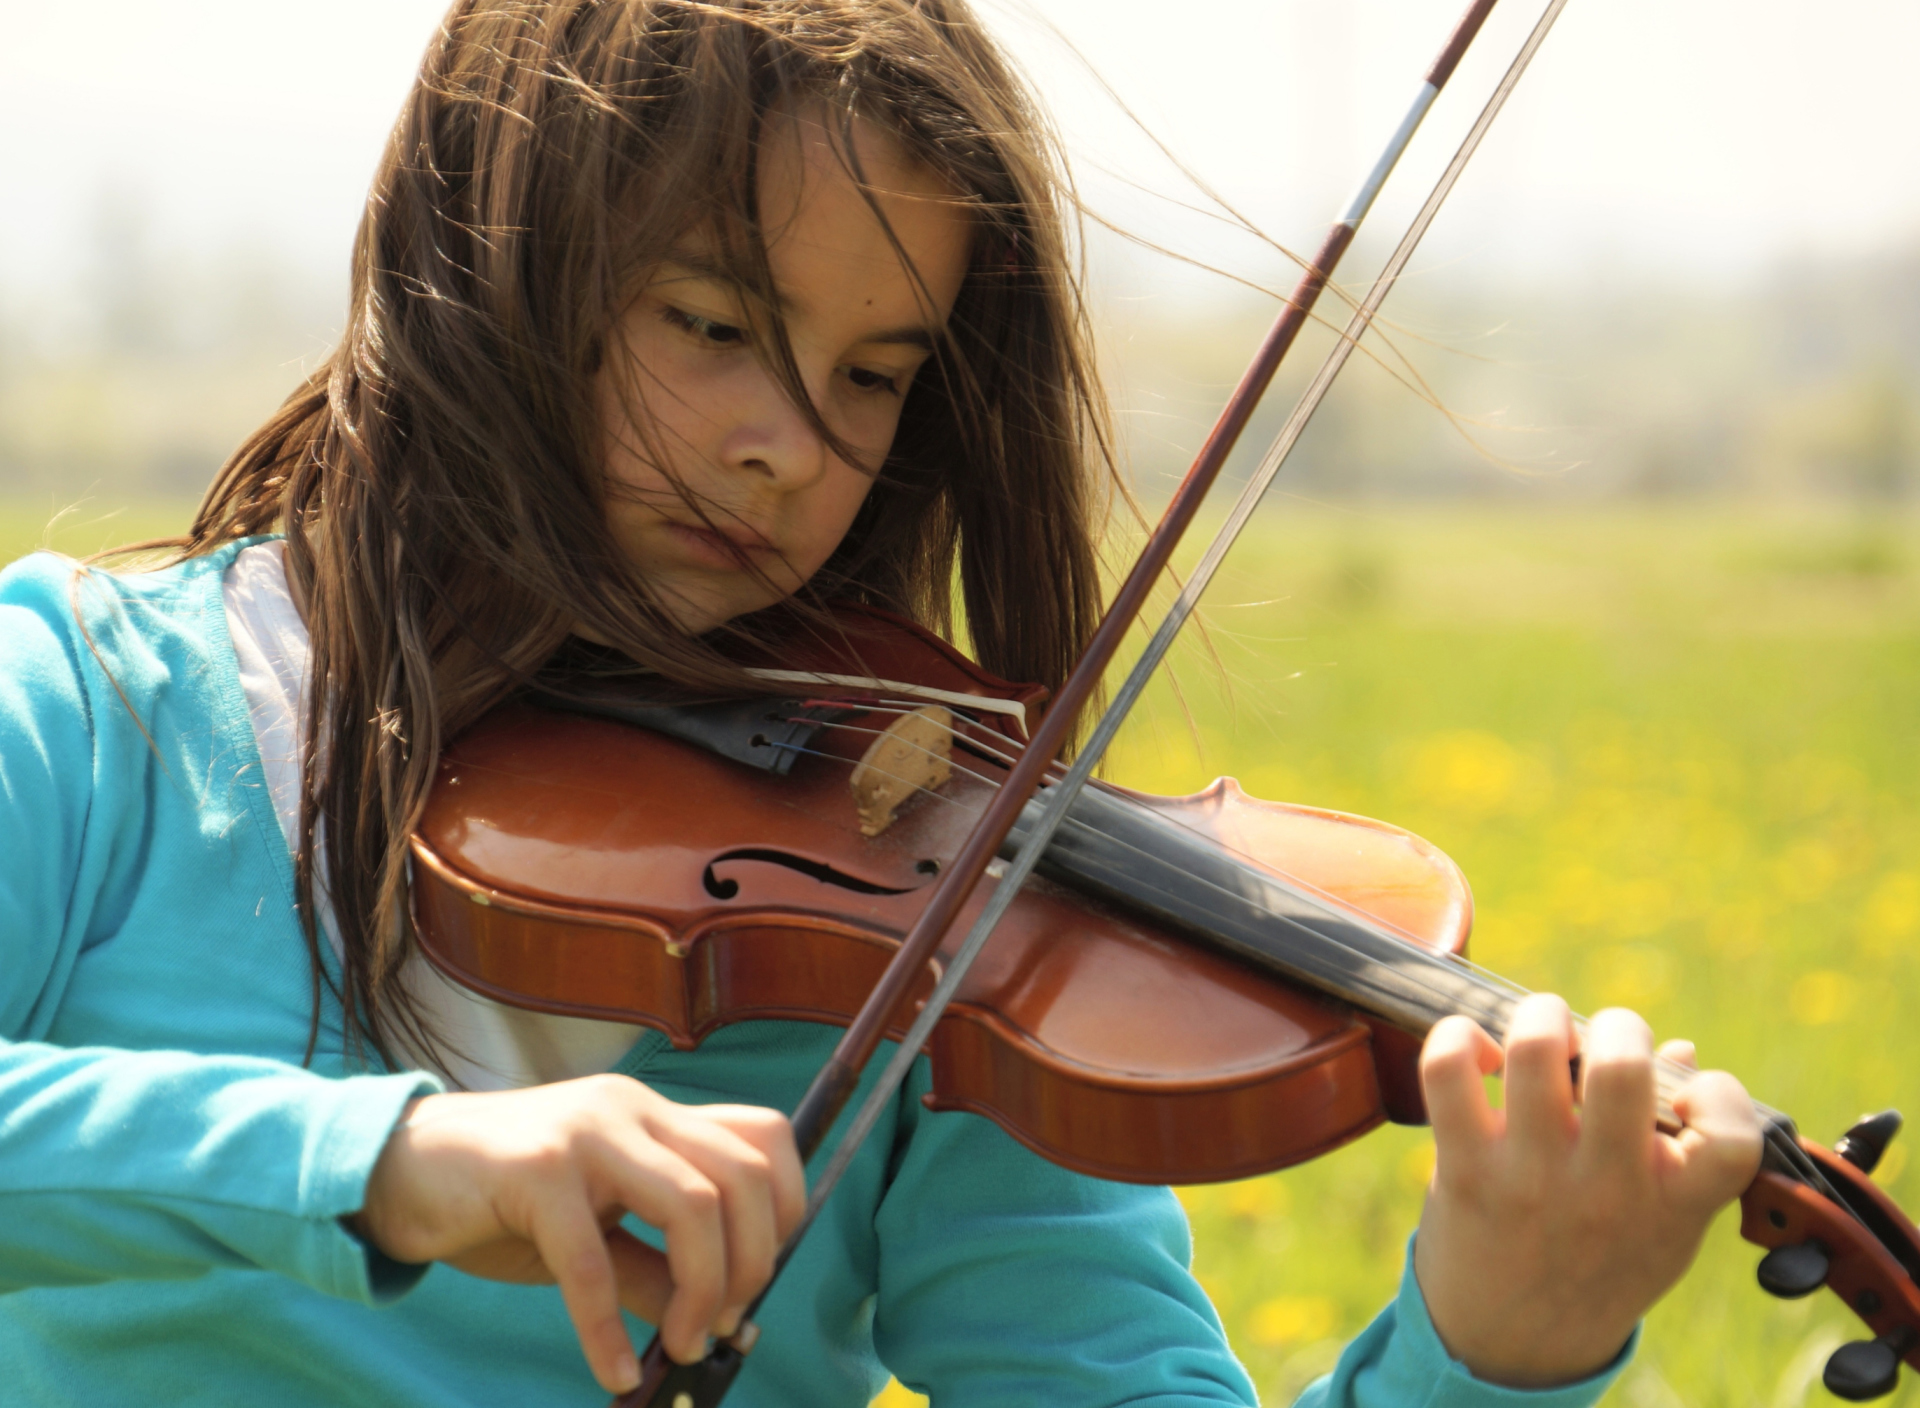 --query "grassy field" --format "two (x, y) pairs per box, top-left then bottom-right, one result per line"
(1105, 504), (1920, 1407)
(7, 498), (1917, 1407)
